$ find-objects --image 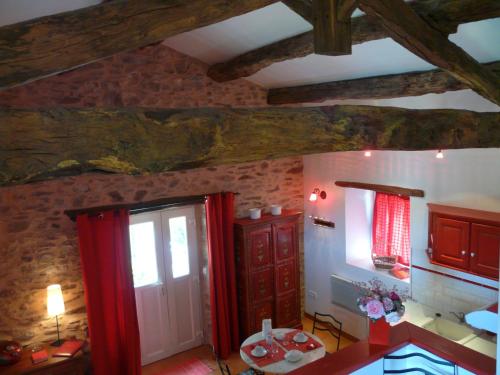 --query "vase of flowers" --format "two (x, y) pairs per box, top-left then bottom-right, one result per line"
(354, 278), (408, 345)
